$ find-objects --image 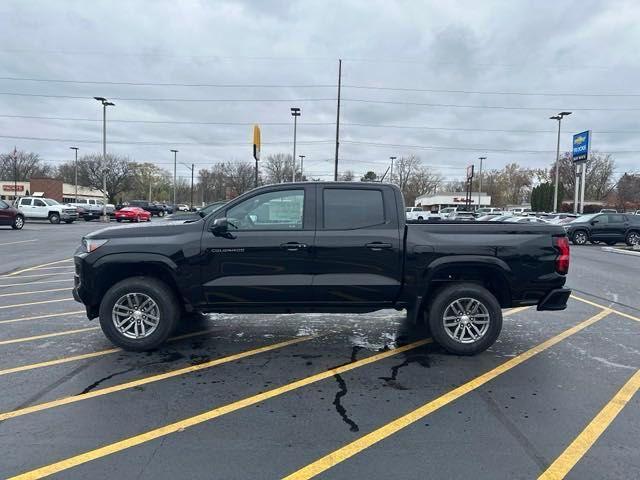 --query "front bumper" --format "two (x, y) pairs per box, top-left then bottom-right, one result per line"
(73, 254), (98, 318)
(61, 212), (79, 221)
(537, 288), (571, 311)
